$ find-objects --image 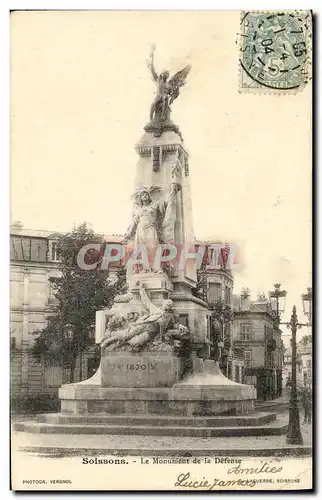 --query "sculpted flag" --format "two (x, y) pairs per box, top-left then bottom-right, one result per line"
(161, 189), (178, 244)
